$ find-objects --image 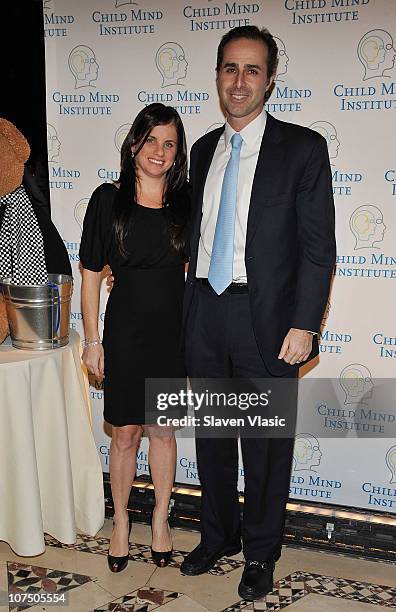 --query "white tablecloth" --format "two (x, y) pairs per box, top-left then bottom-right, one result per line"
(0, 330), (104, 556)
